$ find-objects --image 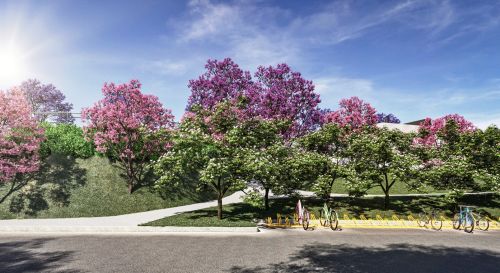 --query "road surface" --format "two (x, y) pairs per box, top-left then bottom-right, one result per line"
(1, 229), (498, 273)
